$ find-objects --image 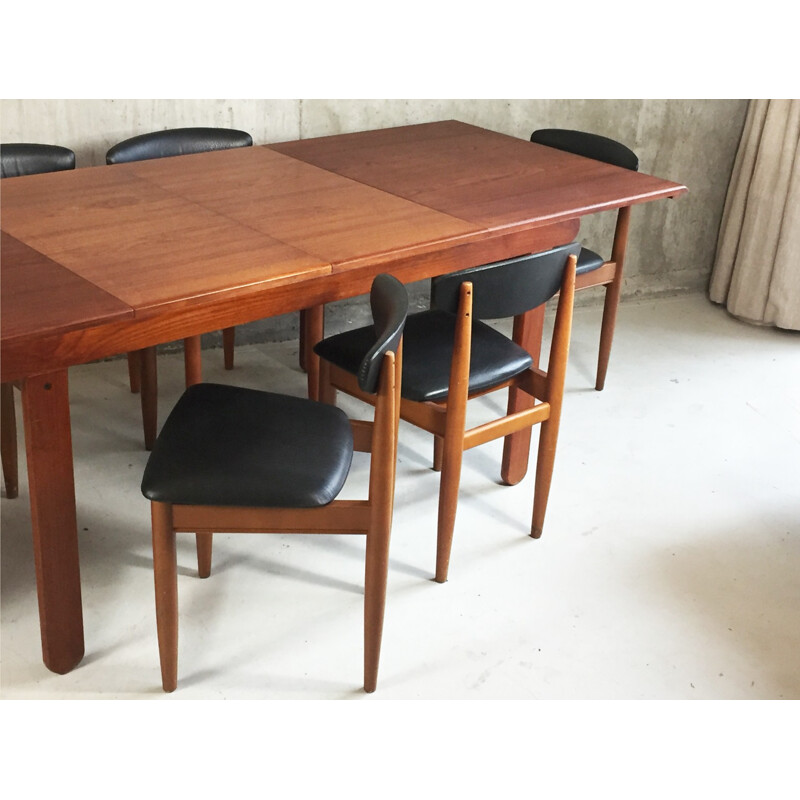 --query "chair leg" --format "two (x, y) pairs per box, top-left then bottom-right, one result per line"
(596, 205), (630, 391)
(152, 502), (178, 692)
(127, 351), (142, 393)
(196, 532), (213, 578)
(595, 279), (622, 391)
(432, 436), (443, 471)
(184, 336), (202, 387)
(363, 517), (391, 693)
(435, 430), (465, 583)
(298, 310), (307, 372)
(434, 282), (472, 583)
(531, 252), (575, 537)
(530, 420), (560, 539)
(501, 306), (545, 485)
(1, 383), (19, 499)
(303, 306), (324, 400)
(140, 347), (158, 451)
(317, 359), (337, 406)
(222, 327), (235, 370)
